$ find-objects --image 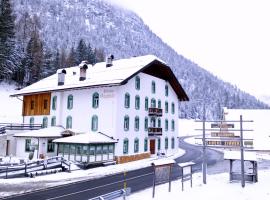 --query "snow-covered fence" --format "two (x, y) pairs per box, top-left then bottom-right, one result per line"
(89, 188), (131, 200)
(0, 123), (42, 130)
